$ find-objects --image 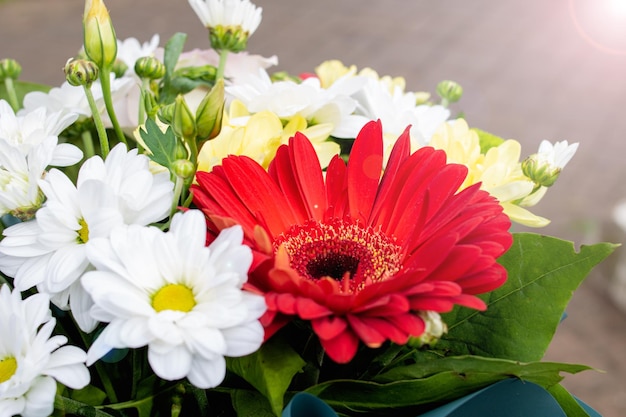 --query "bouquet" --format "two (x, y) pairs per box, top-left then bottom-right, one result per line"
(0, 0), (616, 416)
